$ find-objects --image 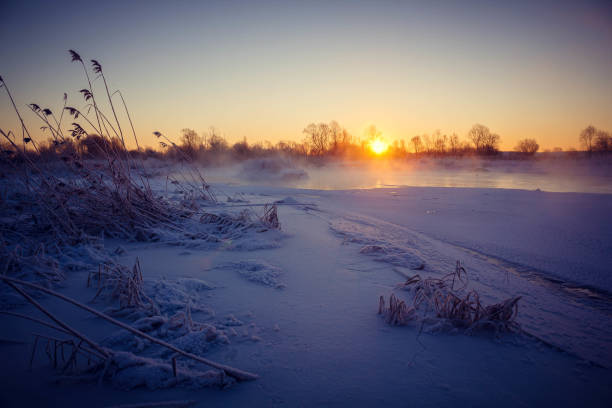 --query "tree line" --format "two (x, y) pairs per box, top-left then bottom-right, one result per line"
(165, 122), (508, 161)
(4, 121), (611, 164)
